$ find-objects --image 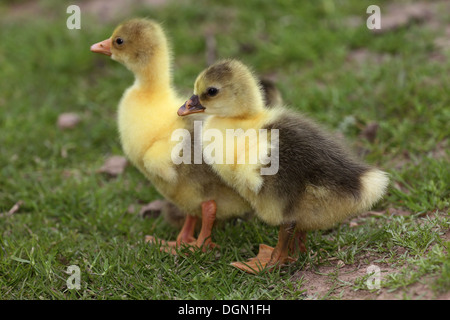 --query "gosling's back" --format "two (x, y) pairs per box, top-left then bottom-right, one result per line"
(255, 109), (388, 229)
